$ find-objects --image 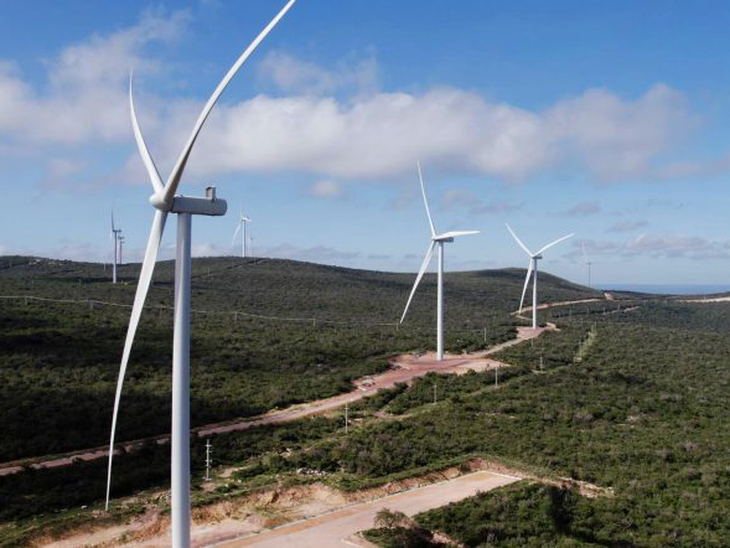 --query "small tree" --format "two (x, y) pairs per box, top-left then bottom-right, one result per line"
(375, 508), (409, 530)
